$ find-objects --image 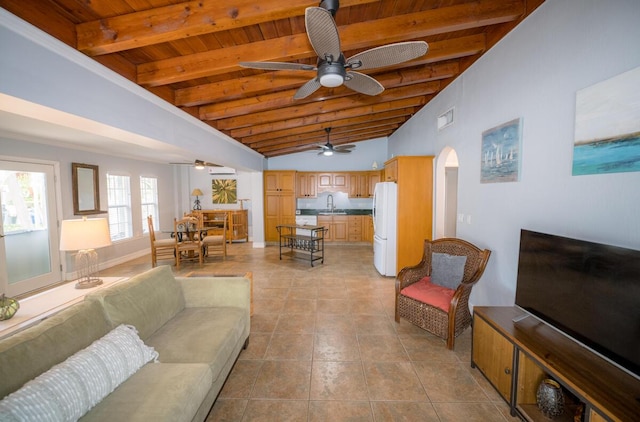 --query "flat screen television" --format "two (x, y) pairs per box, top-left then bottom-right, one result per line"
(515, 229), (640, 379)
